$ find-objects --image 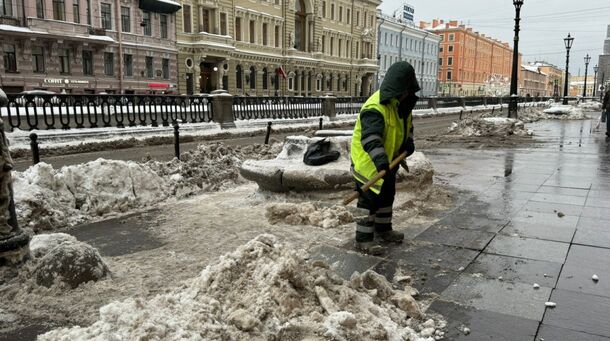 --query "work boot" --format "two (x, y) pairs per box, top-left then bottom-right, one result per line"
(377, 230), (404, 243)
(355, 241), (384, 255)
